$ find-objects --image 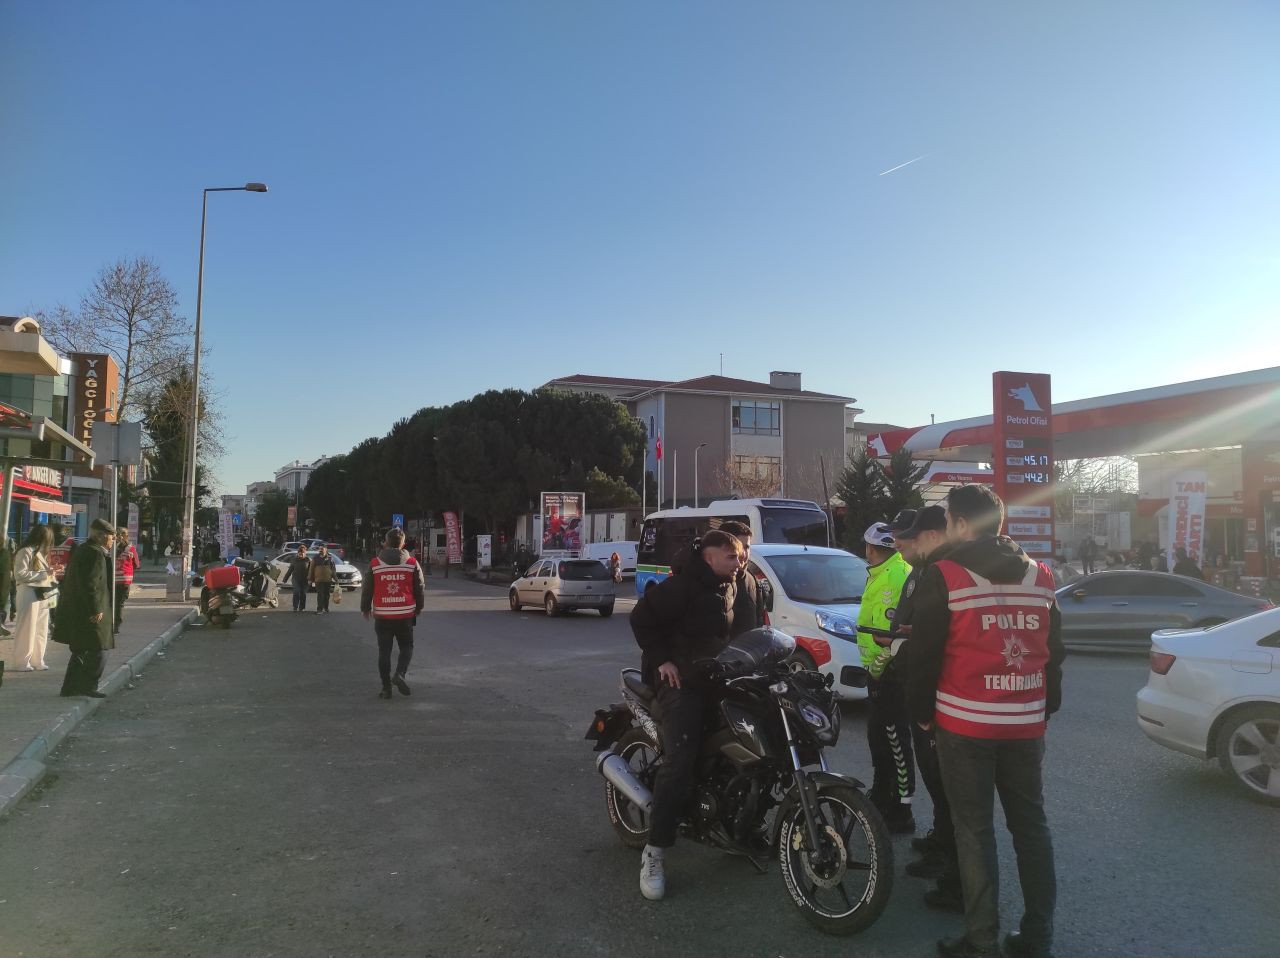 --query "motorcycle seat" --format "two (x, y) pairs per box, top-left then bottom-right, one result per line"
(621, 669), (656, 705)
